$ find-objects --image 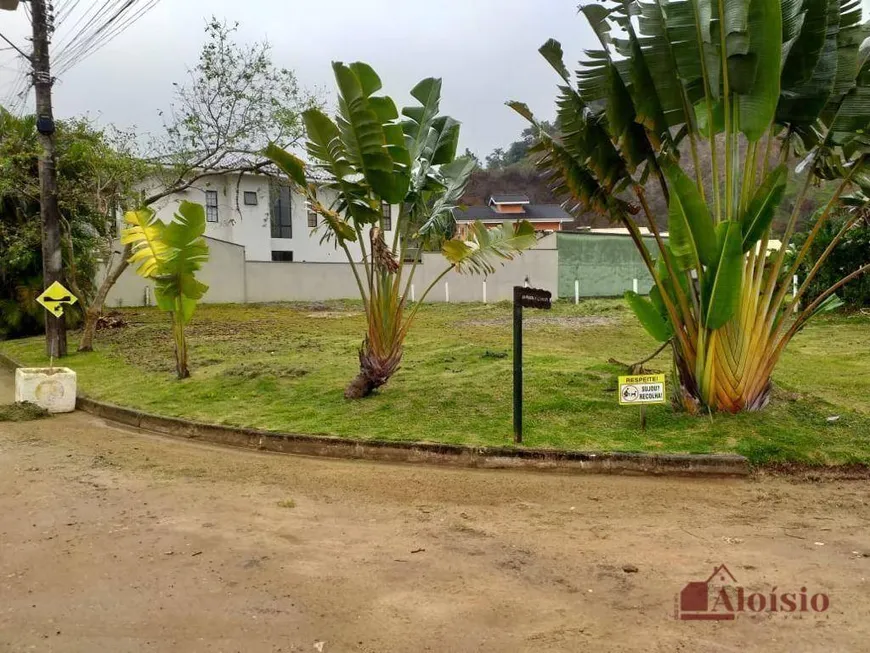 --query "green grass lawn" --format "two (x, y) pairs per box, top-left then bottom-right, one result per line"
(3, 300), (869, 465)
